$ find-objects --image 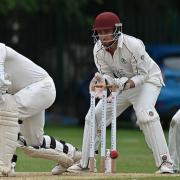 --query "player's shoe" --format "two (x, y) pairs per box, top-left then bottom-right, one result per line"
(0, 163), (16, 177)
(67, 162), (89, 173)
(156, 161), (174, 174)
(67, 159), (97, 173)
(51, 150), (82, 175)
(0, 155), (17, 177)
(7, 162), (16, 177)
(7, 154), (17, 177)
(51, 164), (67, 175)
